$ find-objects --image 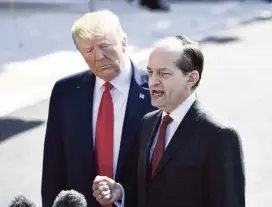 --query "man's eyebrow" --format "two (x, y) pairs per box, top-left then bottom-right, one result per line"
(81, 46), (94, 50)
(99, 41), (111, 45)
(147, 66), (169, 71)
